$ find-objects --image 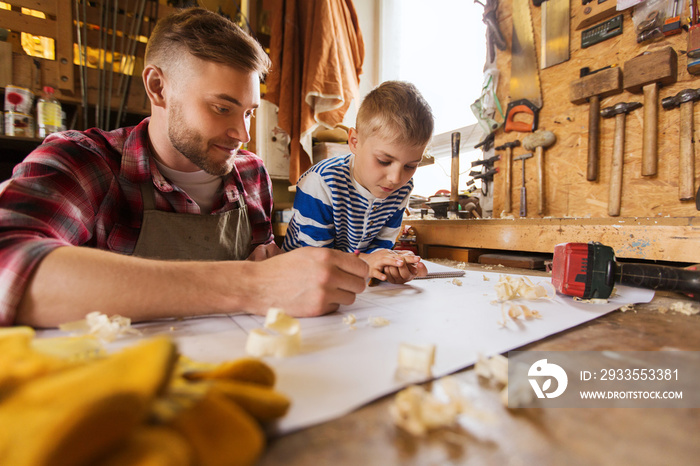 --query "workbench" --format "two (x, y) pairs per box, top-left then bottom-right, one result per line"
(259, 262), (700, 466)
(403, 217), (700, 263)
